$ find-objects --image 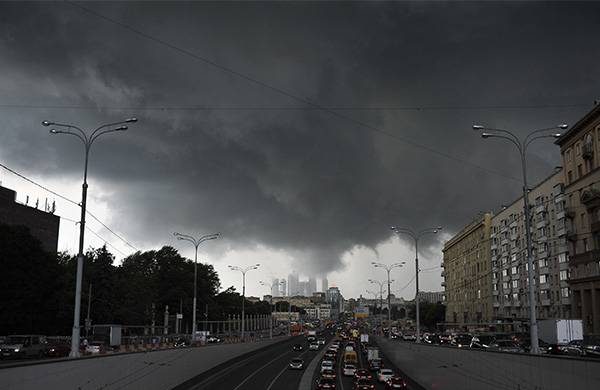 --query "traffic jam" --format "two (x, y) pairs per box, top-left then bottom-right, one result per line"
(292, 323), (409, 390)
